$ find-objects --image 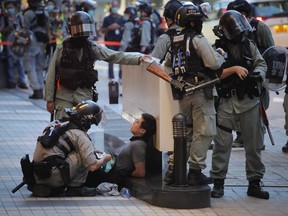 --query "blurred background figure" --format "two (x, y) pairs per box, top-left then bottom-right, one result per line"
(101, 0), (125, 81)
(126, 2), (156, 54)
(46, 0), (63, 69)
(119, 5), (138, 52)
(22, 0), (50, 99)
(0, 0), (28, 89)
